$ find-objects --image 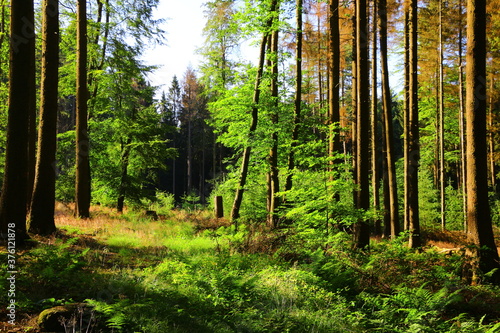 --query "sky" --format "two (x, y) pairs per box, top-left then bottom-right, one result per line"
(141, 0), (207, 95)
